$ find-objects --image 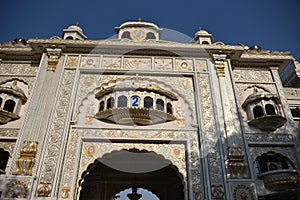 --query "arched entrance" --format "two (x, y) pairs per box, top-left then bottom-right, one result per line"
(78, 149), (185, 200)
